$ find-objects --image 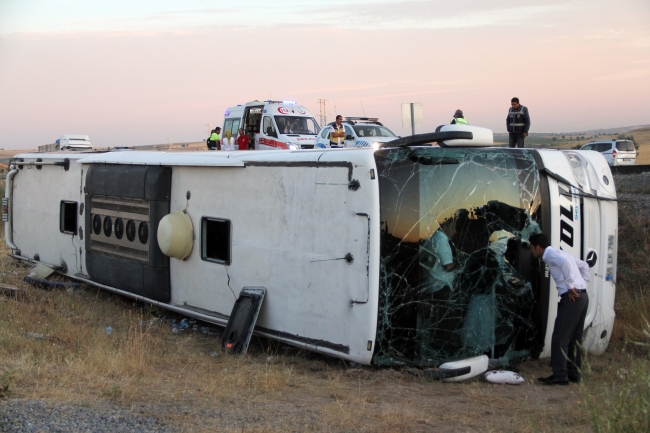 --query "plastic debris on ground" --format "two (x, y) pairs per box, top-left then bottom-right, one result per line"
(484, 370), (525, 385)
(139, 318), (161, 330)
(166, 318), (216, 335)
(25, 332), (44, 339)
(0, 284), (25, 298)
(105, 326), (112, 335)
(28, 263), (55, 279)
